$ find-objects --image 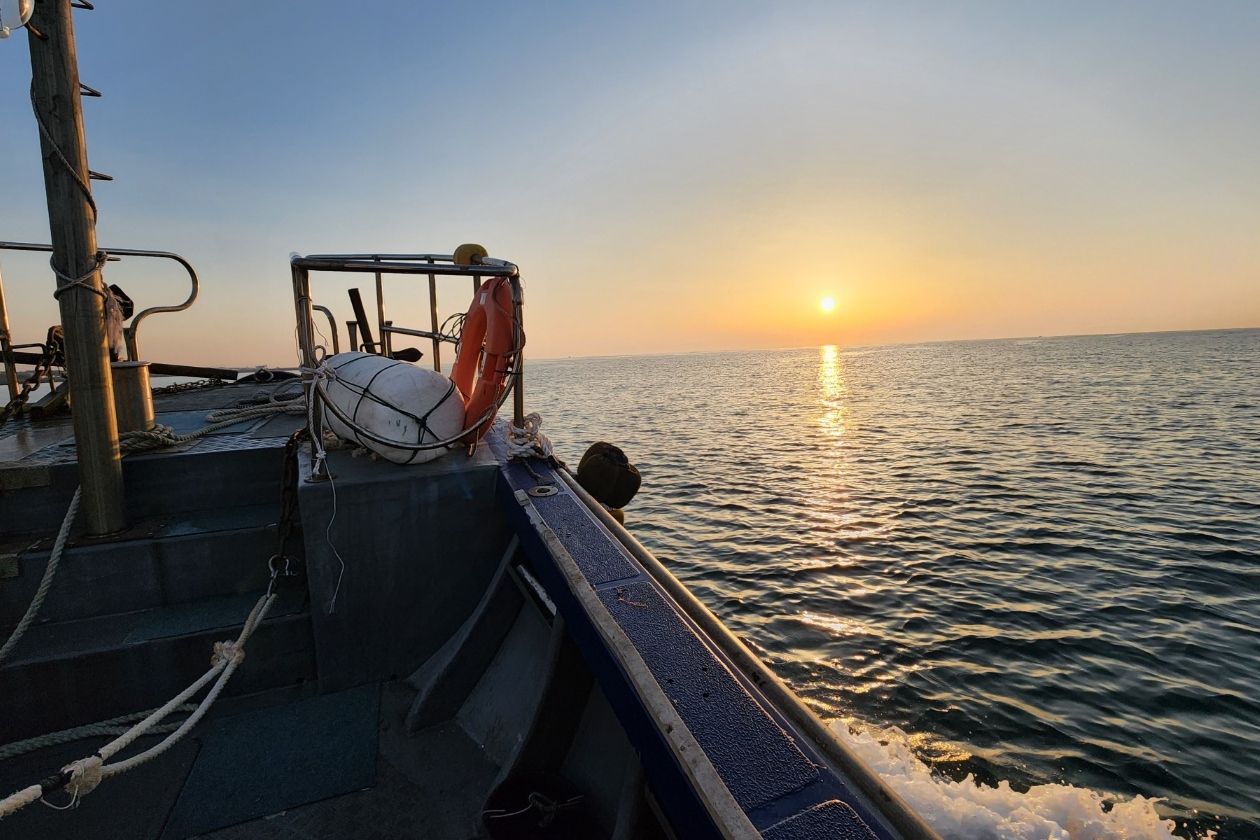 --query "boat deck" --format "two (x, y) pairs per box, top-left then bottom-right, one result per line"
(0, 380), (304, 540)
(0, 380), (300, 471)
(2, 377), (931, 840)
(192, 684), (499, 840)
